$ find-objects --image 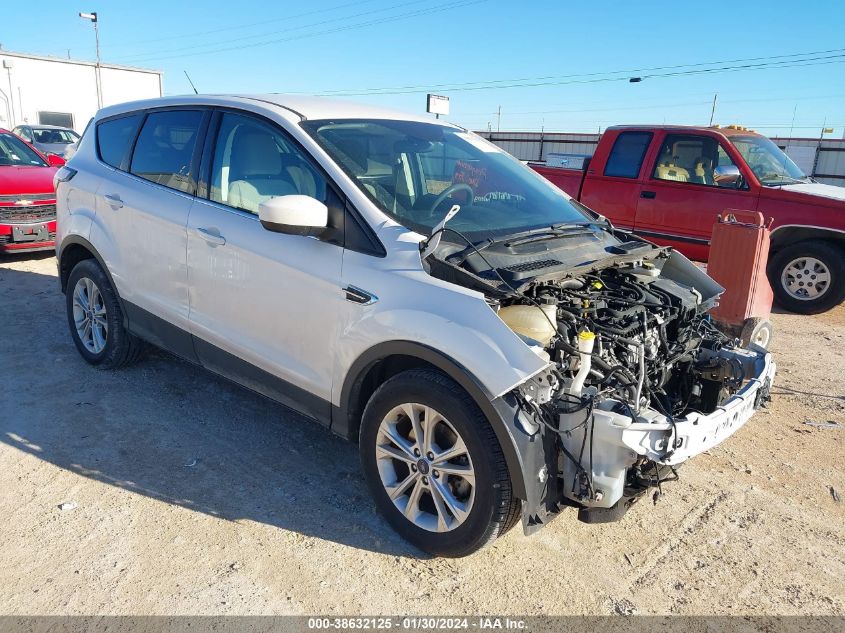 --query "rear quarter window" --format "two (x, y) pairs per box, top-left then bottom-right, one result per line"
(97, 113), (143, 169)
(603, 131), (653, 179)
